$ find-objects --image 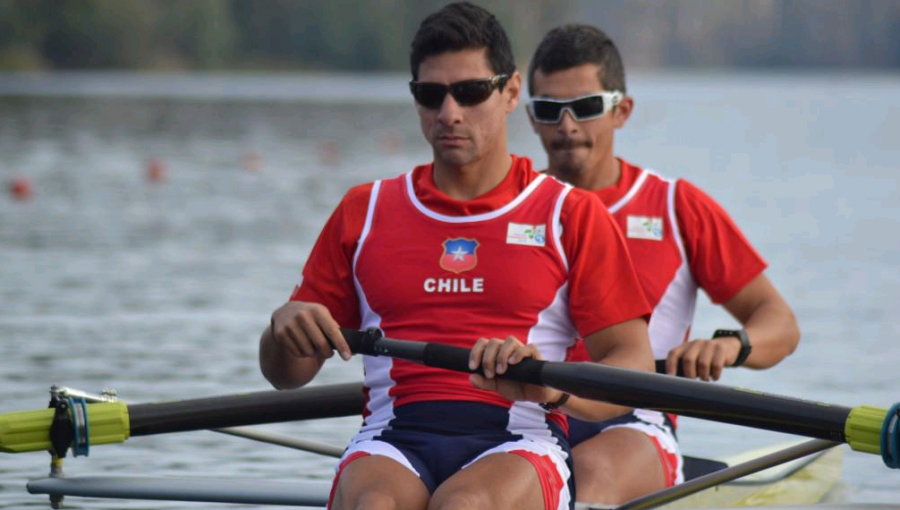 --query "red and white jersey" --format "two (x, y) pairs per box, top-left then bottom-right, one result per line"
(598, 160), (767, 358)
(605, 166), (697, 357)
(293, 155), (650, 435)
(567, 160), (767, 361)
